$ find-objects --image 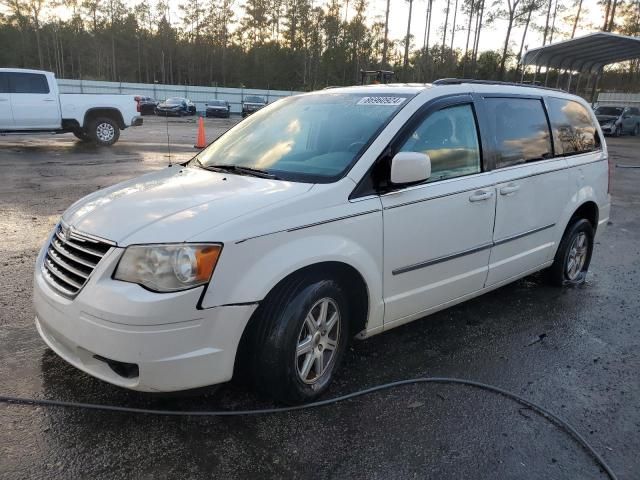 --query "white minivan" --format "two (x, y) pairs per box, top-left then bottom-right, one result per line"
(33, 80), (610, 403)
